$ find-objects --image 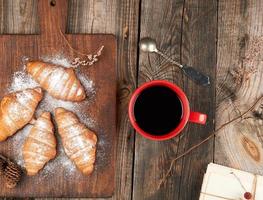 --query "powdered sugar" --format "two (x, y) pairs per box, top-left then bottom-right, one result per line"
(11, 124), (81, 179)
(47, 68), (64, 90)
(37, 94), (77, 114)
(7, 54), (97, 178)
(16, 91), (33, 107)
(78, 73), (96, 96)
(40, 54), (73, 68)
(8, 61), (96, 128)
(40, 139), (80, 179)
(6, 90), (37, 121)
(11, 125), (32, 166)
(8, 71), (39, 93)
